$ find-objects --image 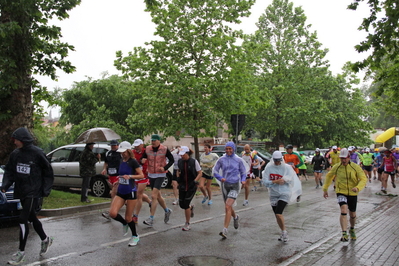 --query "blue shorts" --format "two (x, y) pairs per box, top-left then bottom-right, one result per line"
(314, 170), (323, 173)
